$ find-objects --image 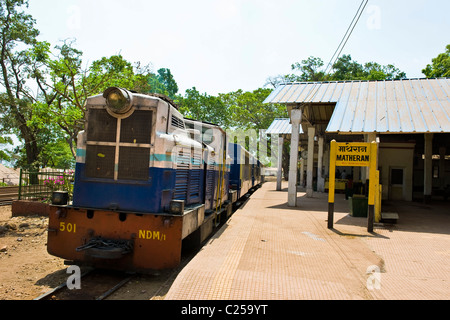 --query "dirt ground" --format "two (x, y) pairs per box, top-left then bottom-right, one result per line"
(0, 205), (177, 300)
(0, 205), (67, 300)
